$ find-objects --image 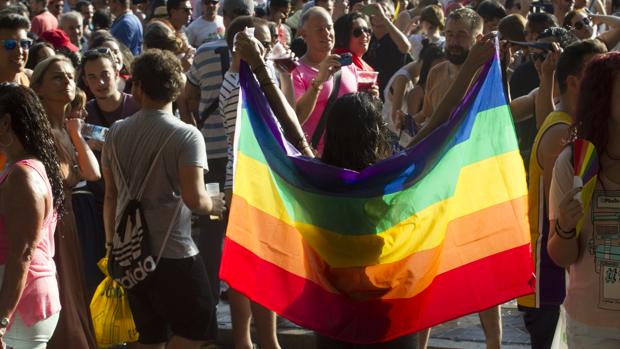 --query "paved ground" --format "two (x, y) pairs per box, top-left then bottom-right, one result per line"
(208, 299), (530, 349)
